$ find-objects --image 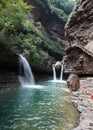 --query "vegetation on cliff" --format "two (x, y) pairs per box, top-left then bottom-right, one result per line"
(0, 0), (65, 68)
(65, 0), (79, 29)
(0, 0), (74, 72)
(36, 0), (74, 22)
